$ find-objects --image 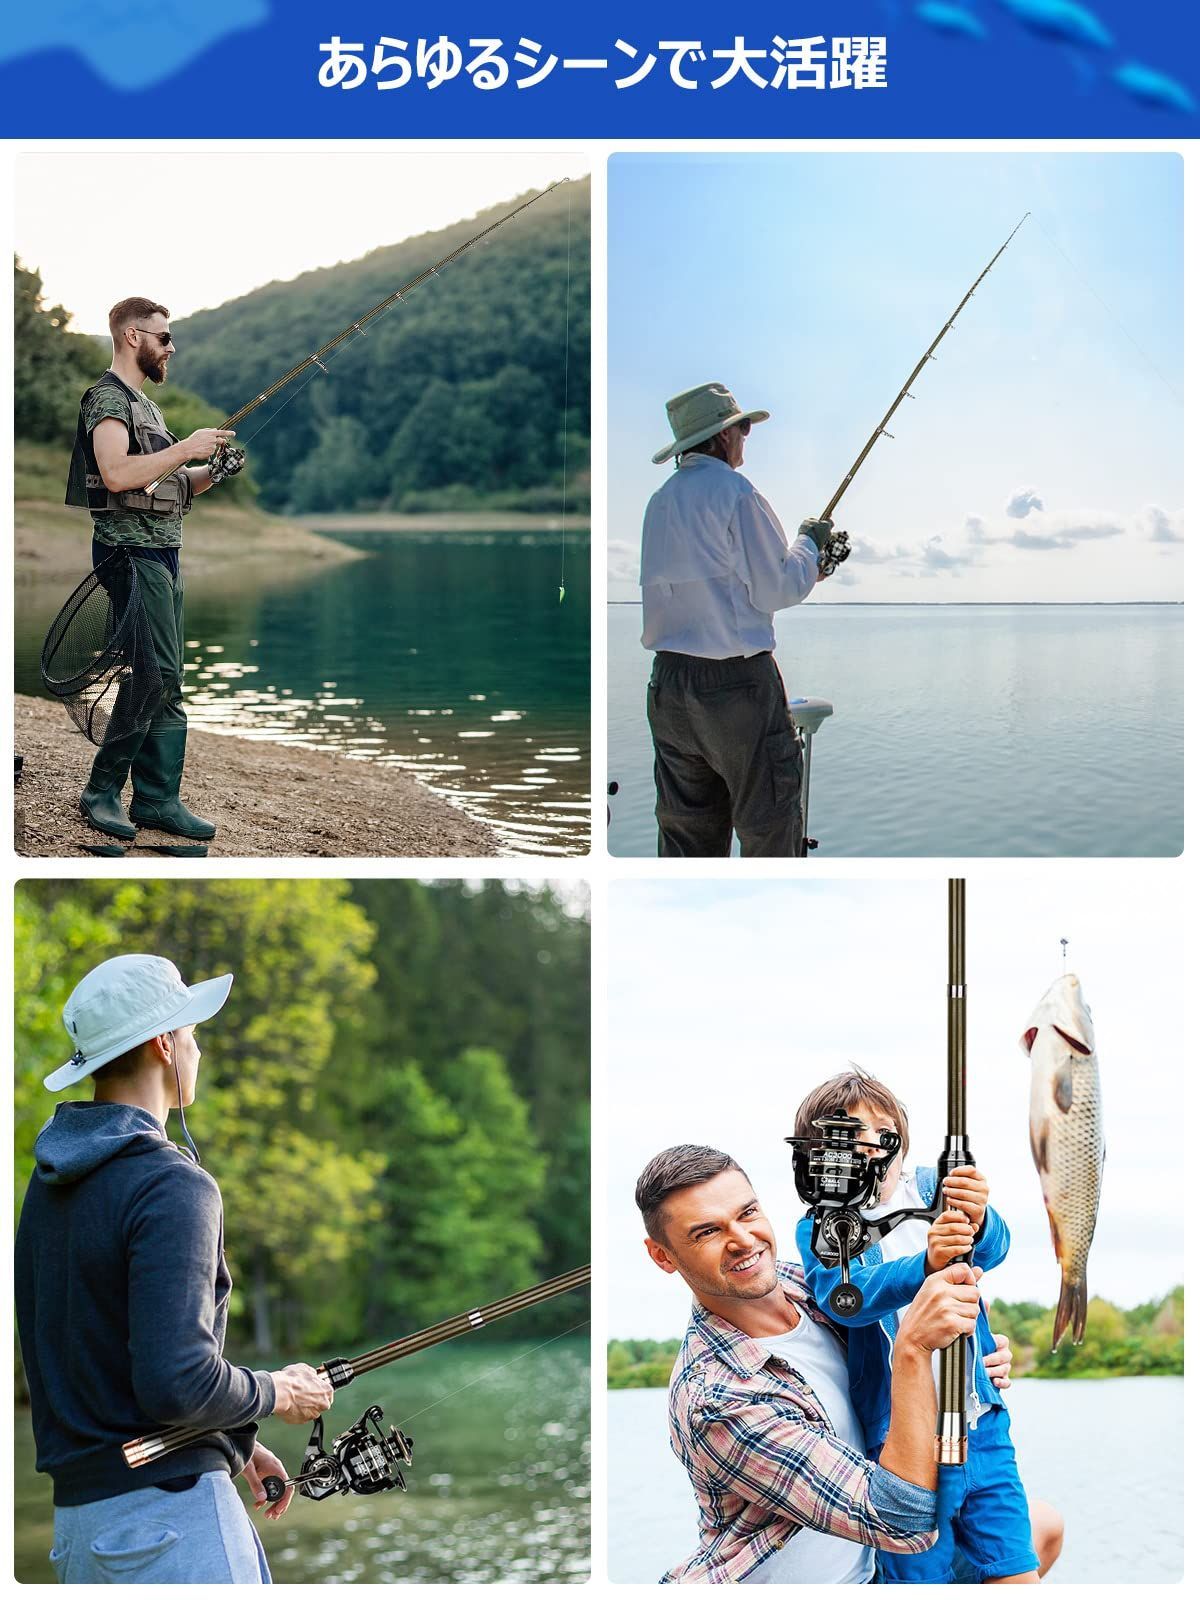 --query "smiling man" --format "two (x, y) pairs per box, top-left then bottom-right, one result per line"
(635, 1144), (985, 1583)
(64, 297), (241, 842)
